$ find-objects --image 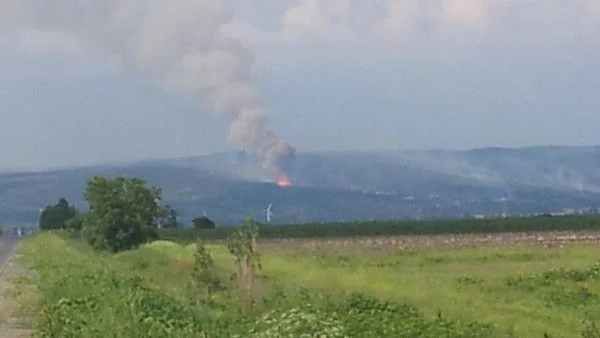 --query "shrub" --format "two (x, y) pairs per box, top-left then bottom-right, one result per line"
(192, 216), (216, 229)
(192, 239), (223, 296)
(227, 218), (261, 313)
(37, 273), (212, 338)
(241, 307), (346, 338)
(39, 198), (78, 230)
